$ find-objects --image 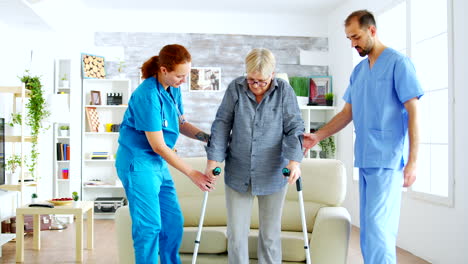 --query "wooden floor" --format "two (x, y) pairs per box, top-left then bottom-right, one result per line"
(0, 220), (430, 263)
